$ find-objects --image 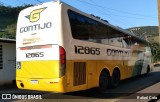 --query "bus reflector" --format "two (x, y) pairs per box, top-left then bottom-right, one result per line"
(17, 80), (22, 82)
(59, 46), (66, 77)
(49, 82), (54, 84)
